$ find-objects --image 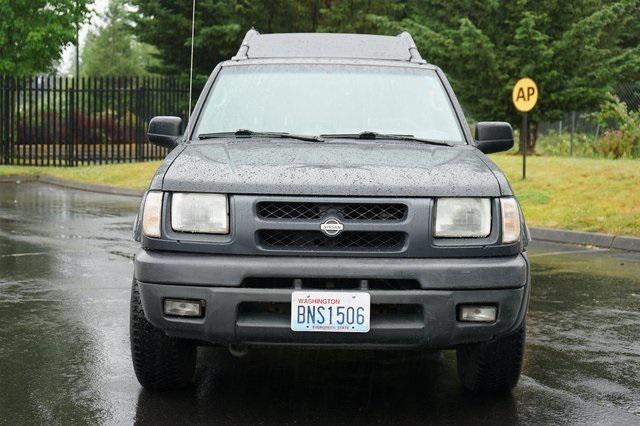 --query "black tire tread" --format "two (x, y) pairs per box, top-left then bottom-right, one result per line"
(456, 324), (525, 394)
(130, 280), (196, 391)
